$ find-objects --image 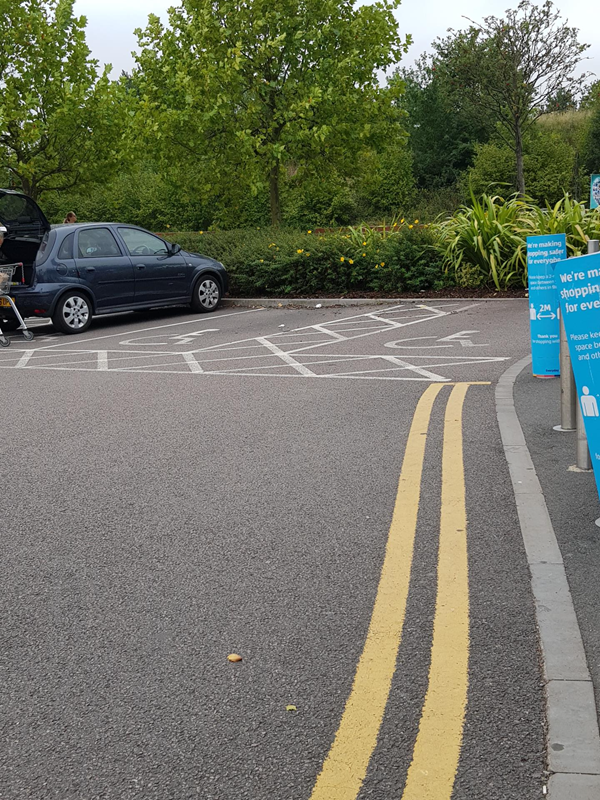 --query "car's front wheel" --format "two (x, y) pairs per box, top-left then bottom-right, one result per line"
(52, 292), (92, 334)
(191, 277), (221, 313)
